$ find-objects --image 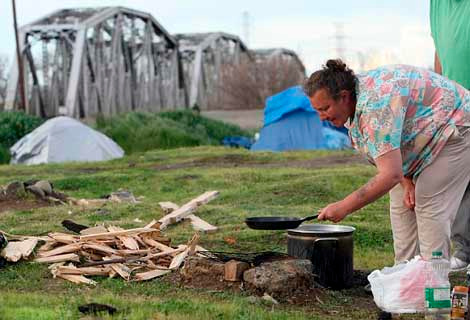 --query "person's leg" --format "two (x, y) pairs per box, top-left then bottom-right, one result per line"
(415, 127), (470, 260)
(451, 181), (470, 266)
(389, 184), (419, 263)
